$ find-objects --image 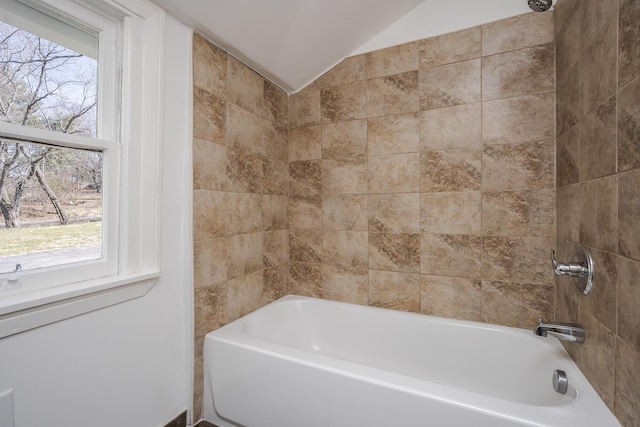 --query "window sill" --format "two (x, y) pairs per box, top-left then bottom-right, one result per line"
(0, 271), (159, 338)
